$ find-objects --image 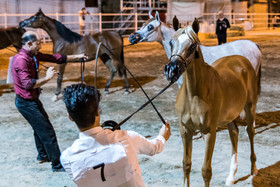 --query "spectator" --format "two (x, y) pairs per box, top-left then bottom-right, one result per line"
(61, 83), (171, 186)
(216, 11), (230, 45)
(79, 7), (90, 35)
(12, 30), (86, 172)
